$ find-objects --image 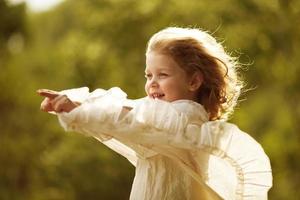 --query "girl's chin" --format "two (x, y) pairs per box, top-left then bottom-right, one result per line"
(155, 97), (172, 102)
(149, 96), (166, 101)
